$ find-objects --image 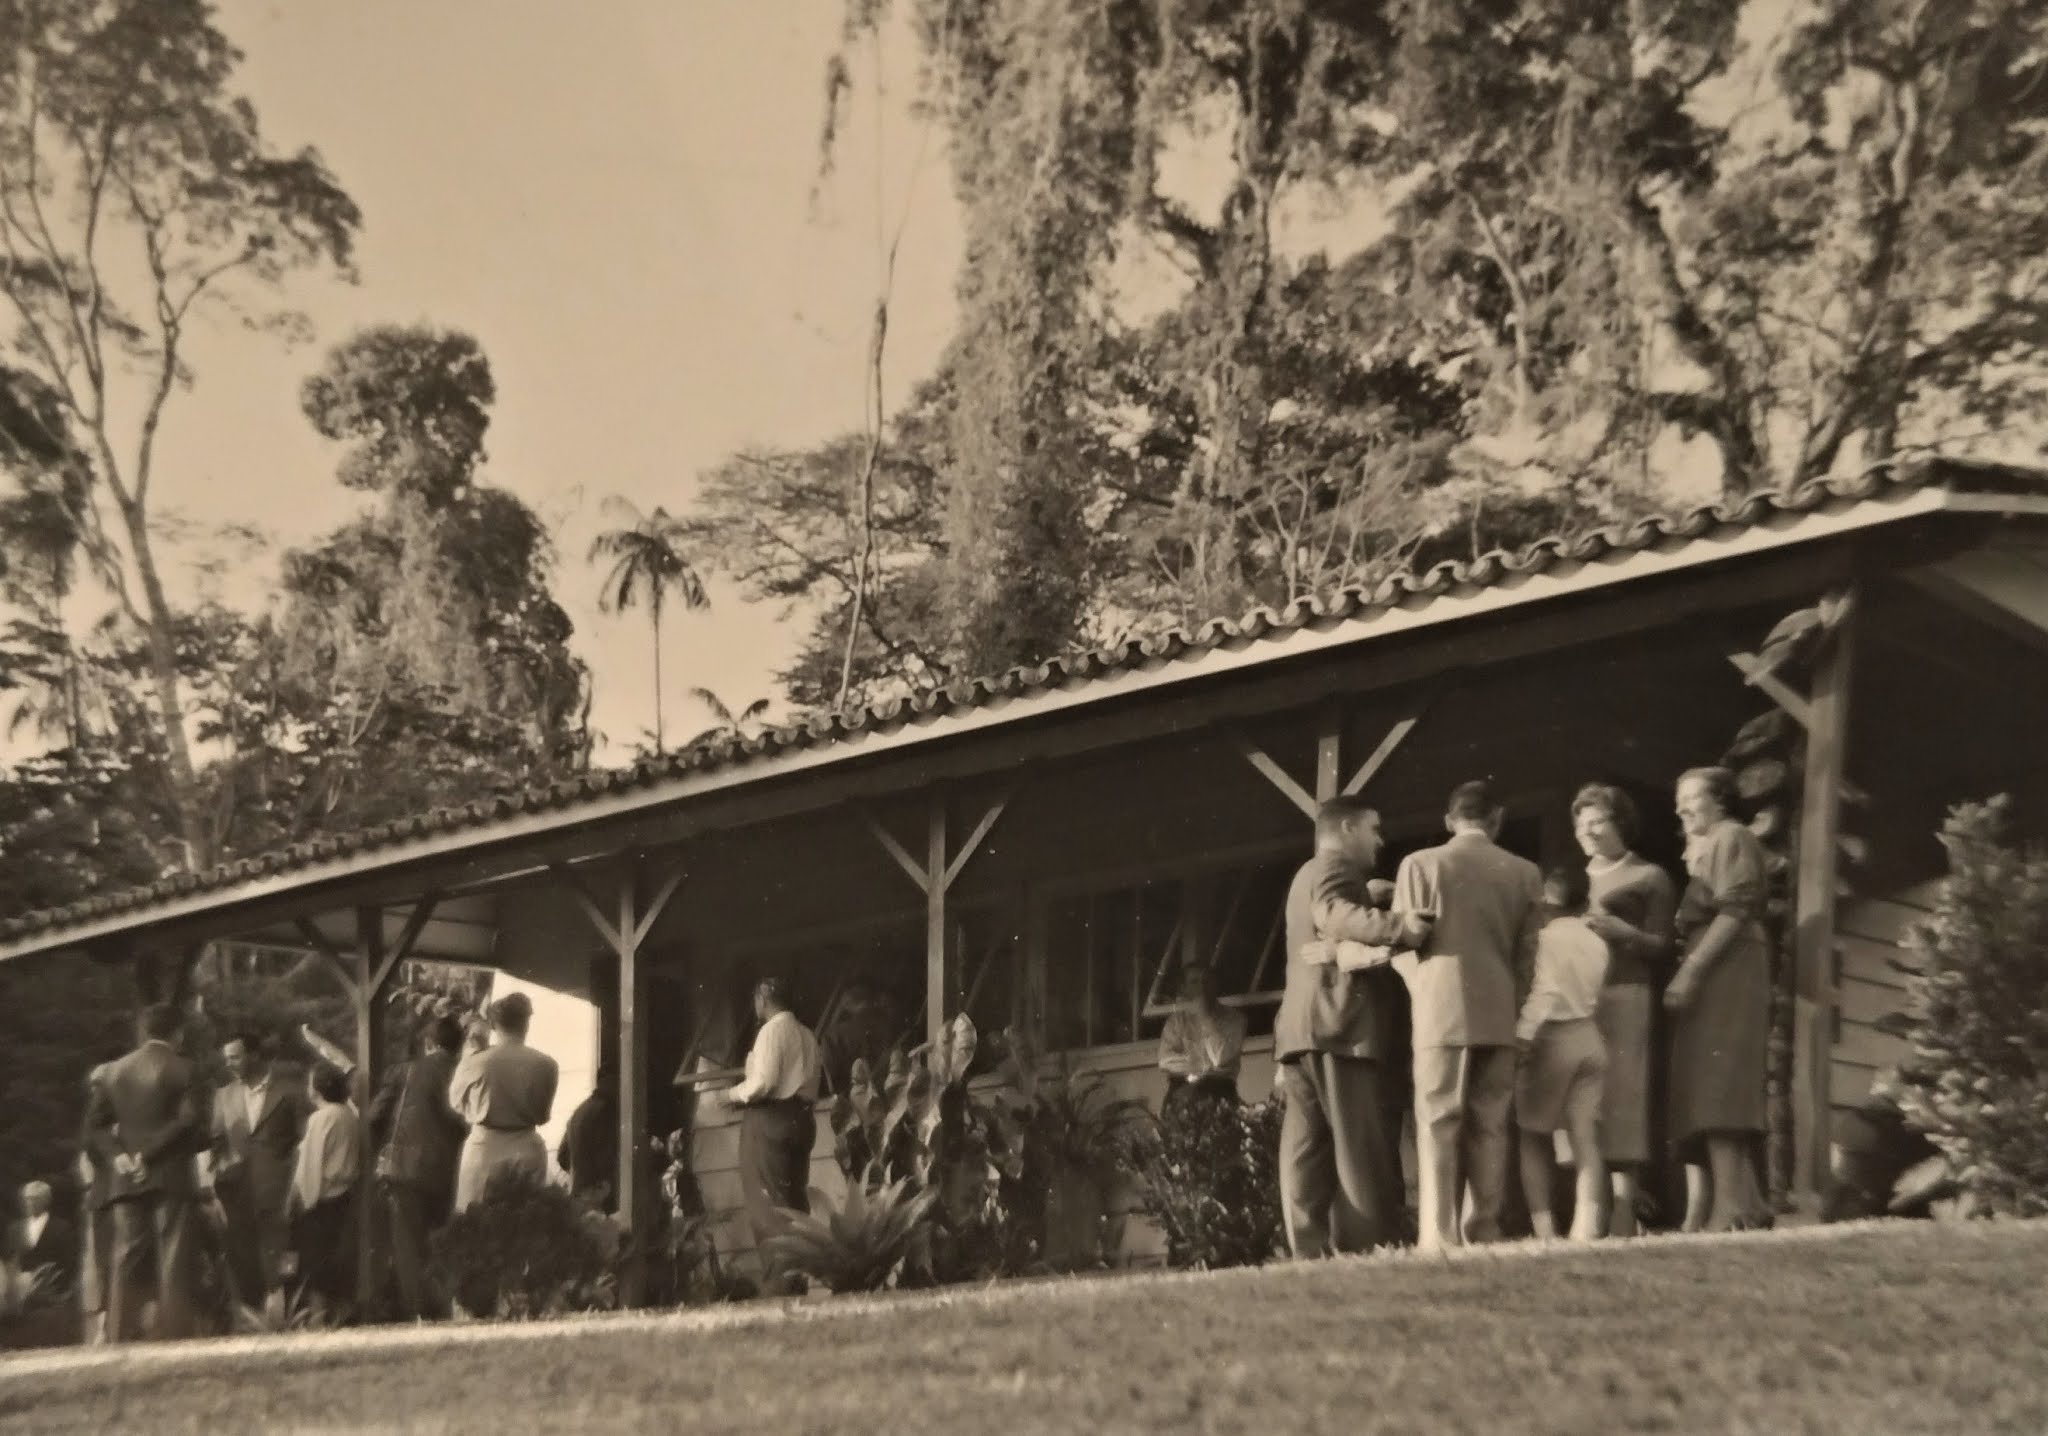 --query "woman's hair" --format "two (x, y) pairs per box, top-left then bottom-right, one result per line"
(310, 1061), (351, 1105)
(1569, 782), (1640, 848)
(1677, 765), (1743, 818)
(1543, 865), (1592, 913)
